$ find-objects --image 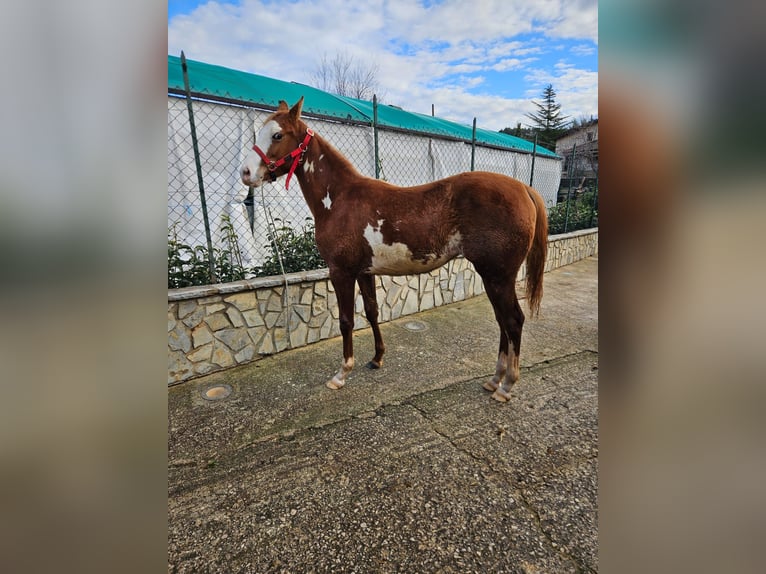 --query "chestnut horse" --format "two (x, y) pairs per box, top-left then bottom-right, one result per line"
(241, 98), (548, 402)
